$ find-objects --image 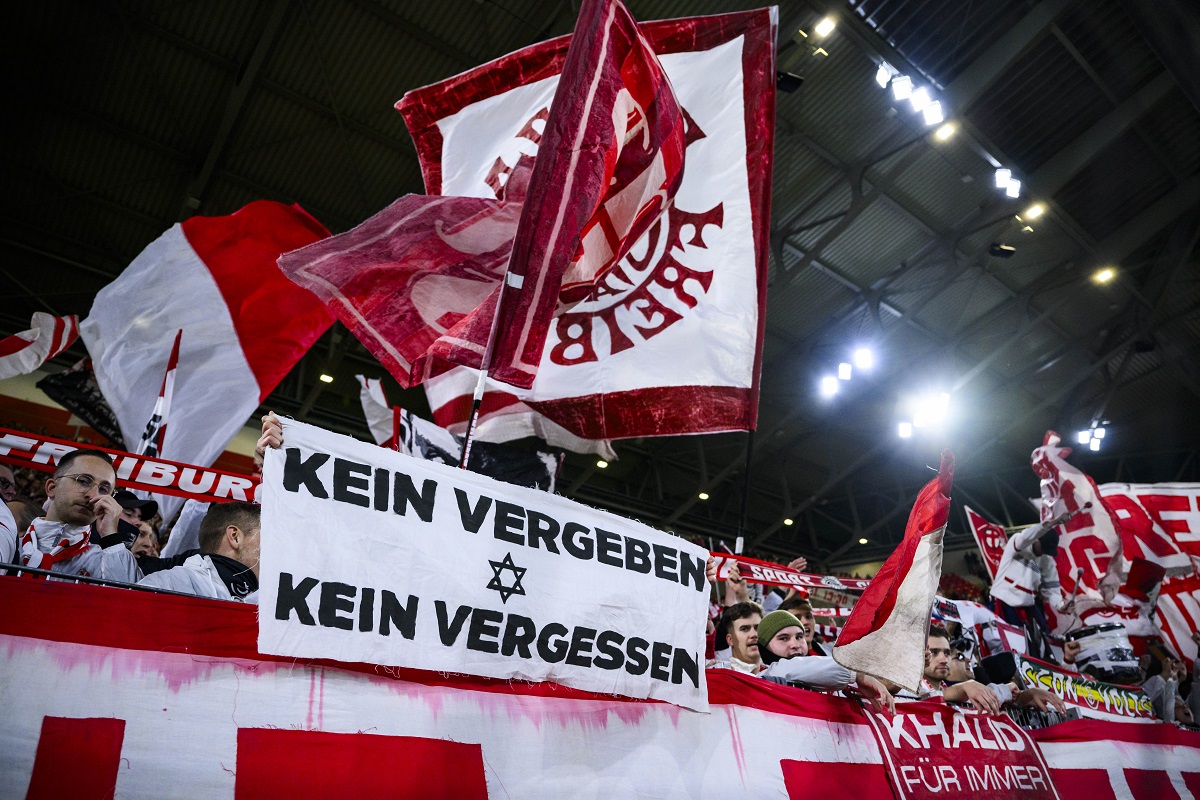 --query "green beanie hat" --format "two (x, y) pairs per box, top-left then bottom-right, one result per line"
(757, 610), (804, 652)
